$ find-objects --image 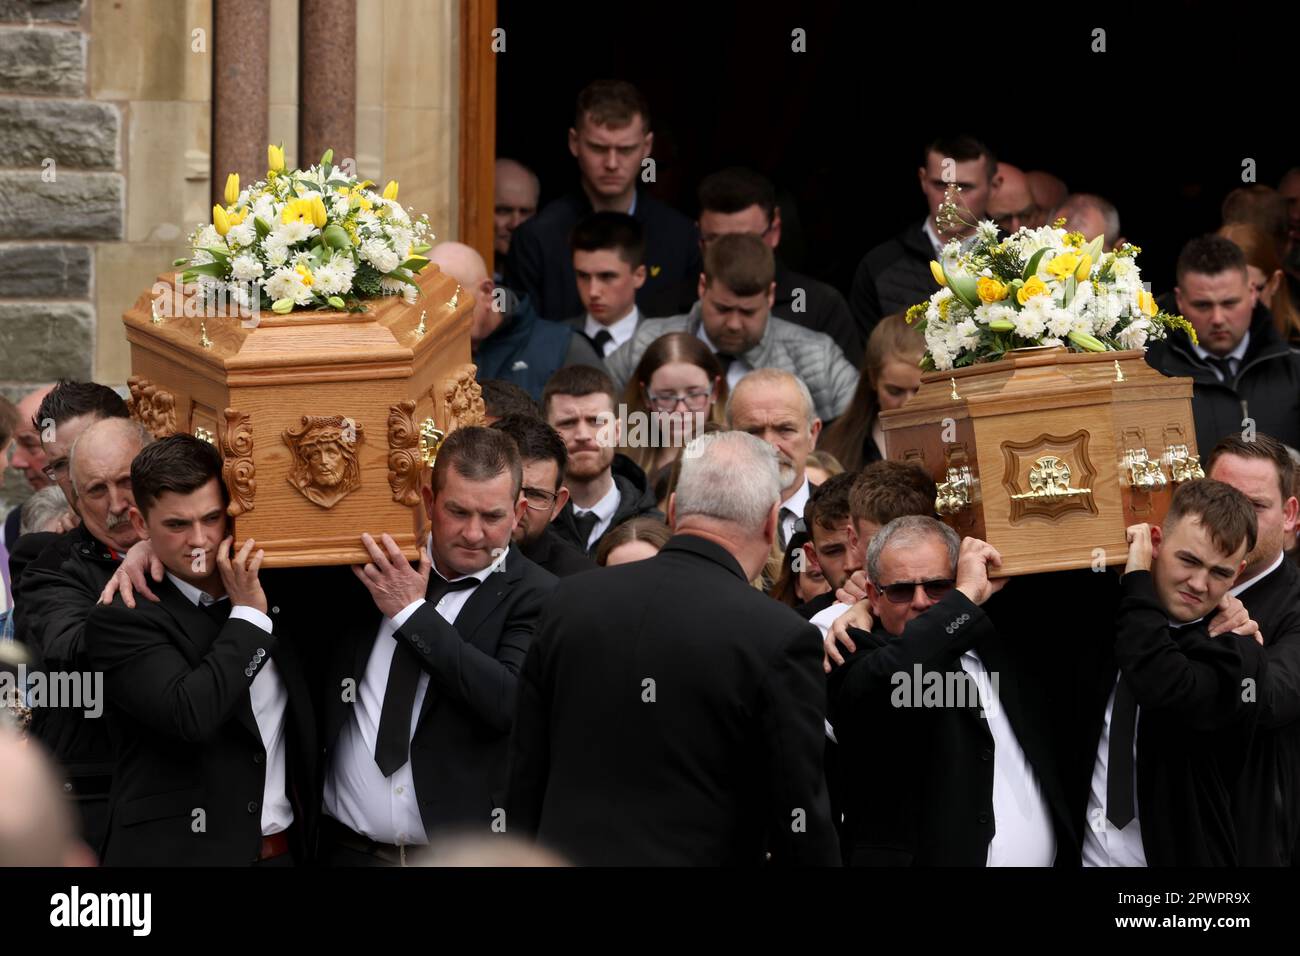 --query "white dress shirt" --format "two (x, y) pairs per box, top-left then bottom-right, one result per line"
(780, 478), (811, 549)
(166, 573), (291, 836)
(695, 324), (753, 390)
(584, 306), (640, 357)
(1191, 331), (1250, 382)
(322, 545), (507, 845)
(1082, 674), (1147, 867)
(573, 480), (622, 550)
(960, 650), (1056, 866)
(922, 218), (946, 258)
